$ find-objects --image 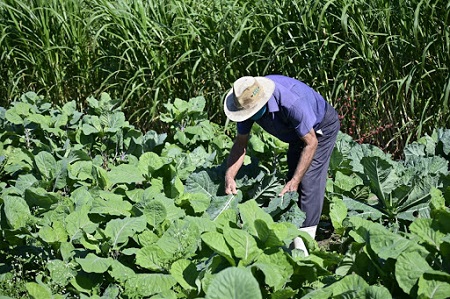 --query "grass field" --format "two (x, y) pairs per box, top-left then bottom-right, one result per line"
(0, 0), (449, 155)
